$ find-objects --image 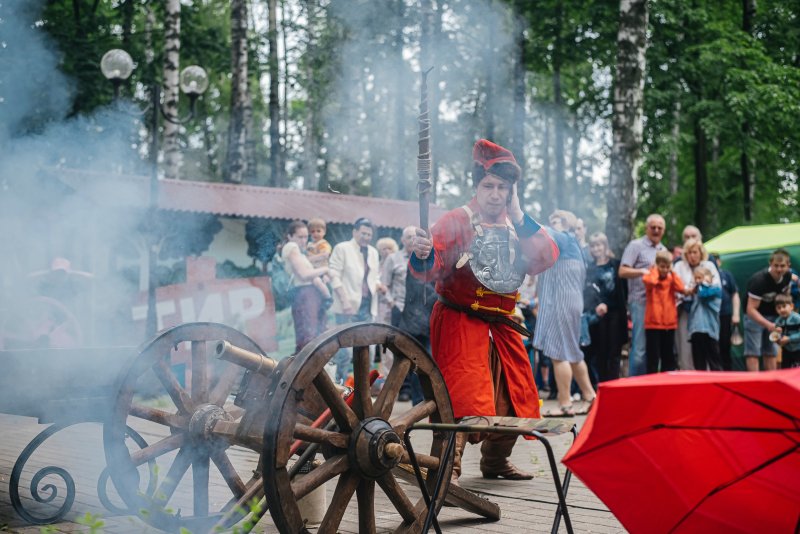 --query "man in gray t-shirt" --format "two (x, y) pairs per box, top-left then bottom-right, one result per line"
(619, 214), (667, 376)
